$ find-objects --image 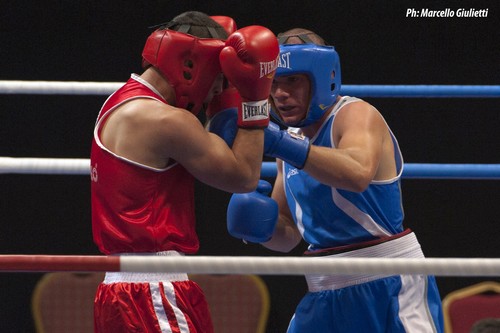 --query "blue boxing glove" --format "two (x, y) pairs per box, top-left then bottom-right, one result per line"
(206, 108), (238, 147)
(264, 122), (311, 169)
(227, 180), (278, 243)
(206, 87), (240, 147)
